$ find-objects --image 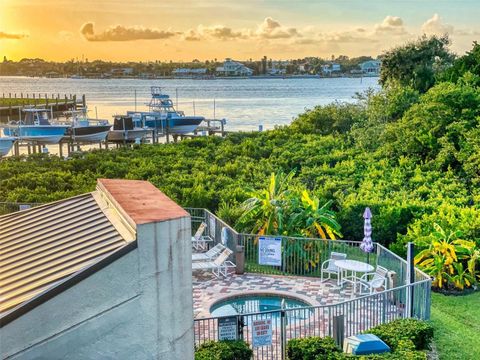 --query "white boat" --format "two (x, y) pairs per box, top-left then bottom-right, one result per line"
(107, 115), (150, 143)
(64, 109), (111, 142)
(127, 87), (205, 135)
(0, 137), (15, 157)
